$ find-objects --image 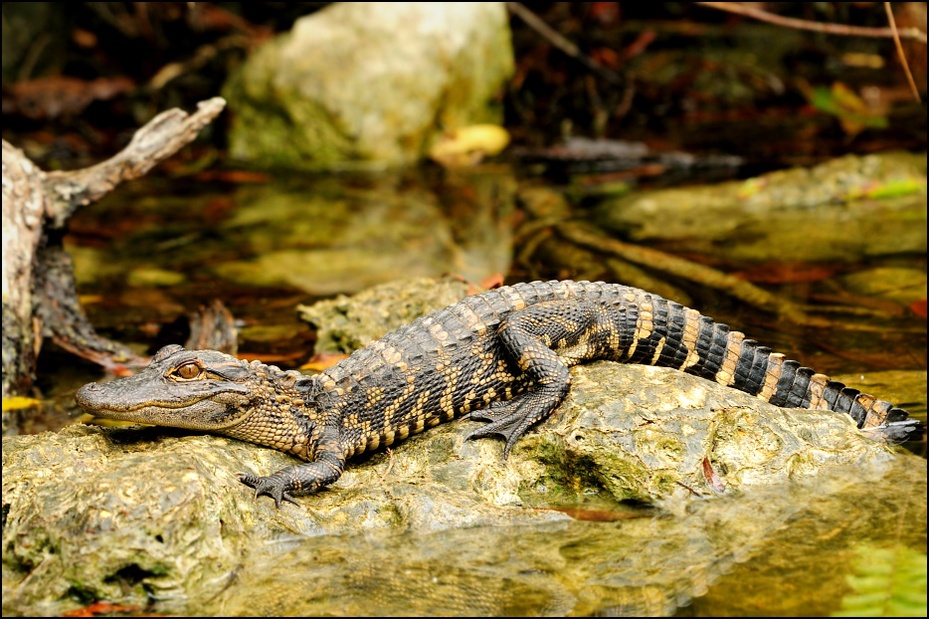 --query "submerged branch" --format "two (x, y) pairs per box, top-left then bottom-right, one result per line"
(555, 222), (821, 325)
